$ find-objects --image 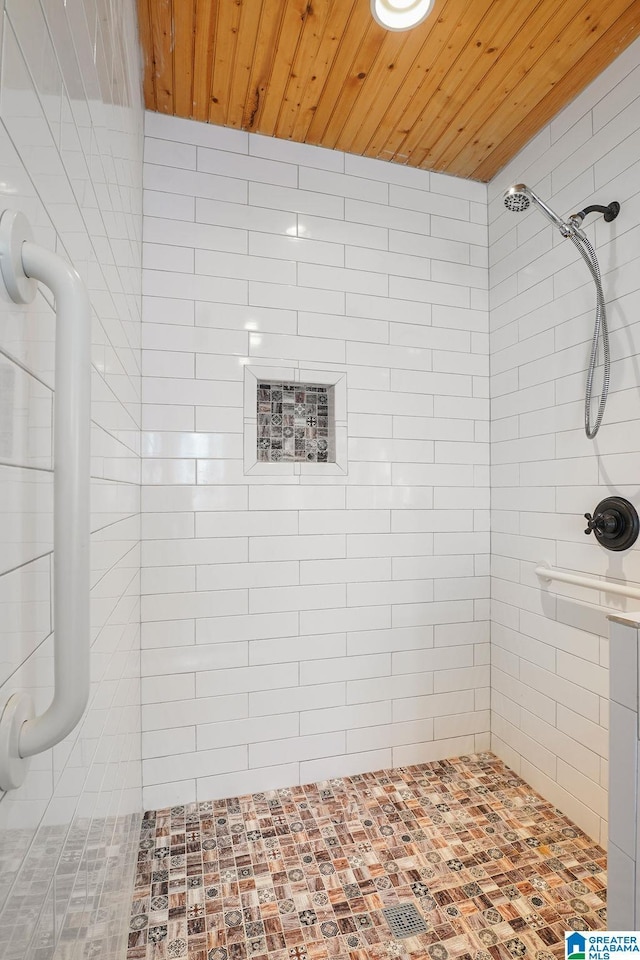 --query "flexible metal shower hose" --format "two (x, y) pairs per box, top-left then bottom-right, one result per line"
(569, 232), (610, 438)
